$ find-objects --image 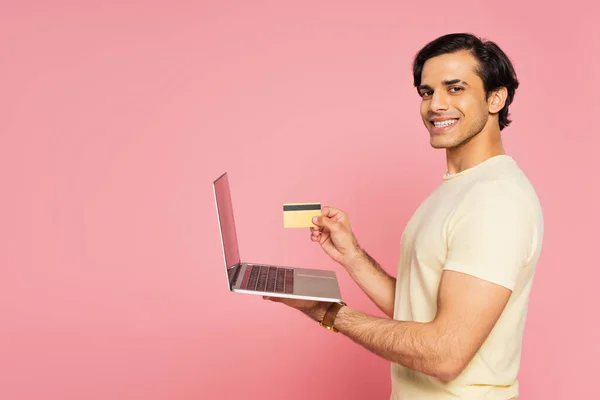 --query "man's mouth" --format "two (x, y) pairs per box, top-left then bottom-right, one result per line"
(431, 118), (458, 128)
